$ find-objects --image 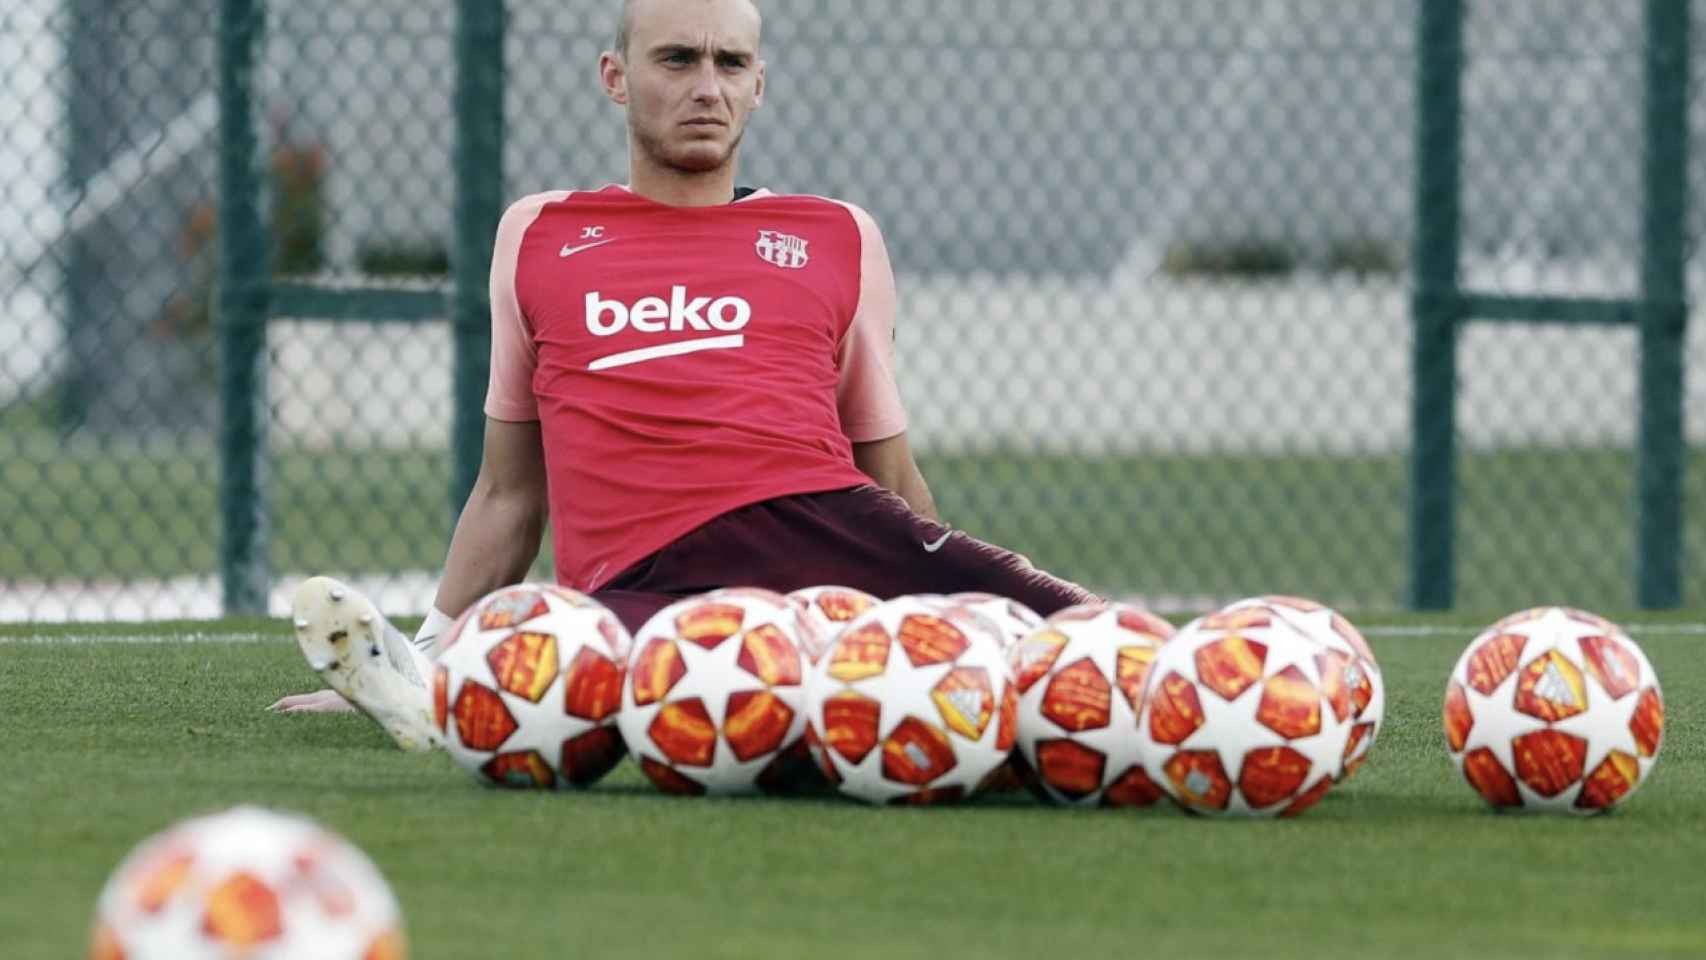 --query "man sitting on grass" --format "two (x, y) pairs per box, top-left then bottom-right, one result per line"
(271, 0), (1098, 749)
